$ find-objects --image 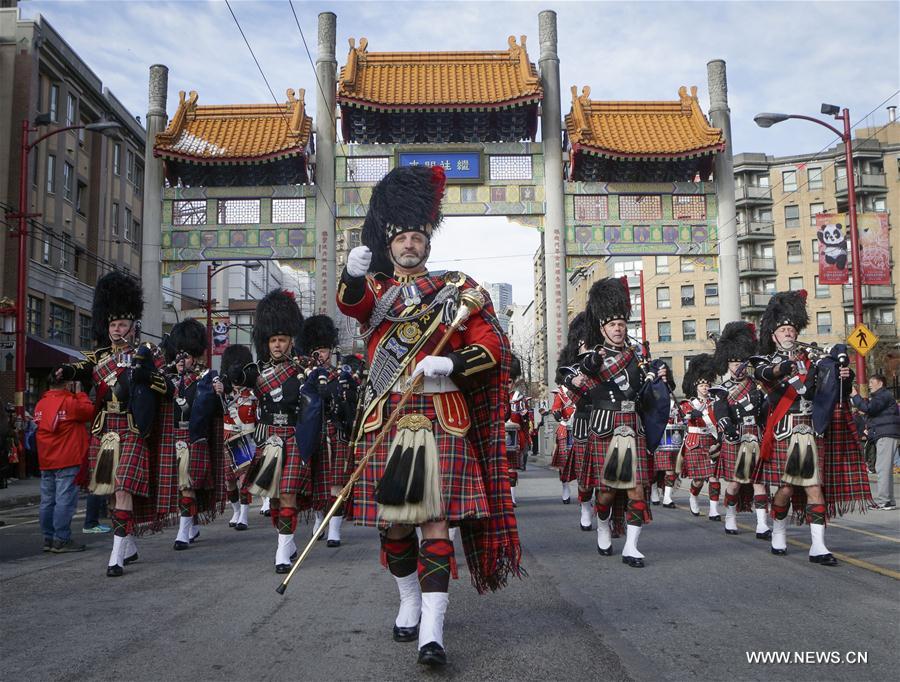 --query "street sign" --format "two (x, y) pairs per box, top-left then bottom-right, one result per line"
(847, 323), (878, 356)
